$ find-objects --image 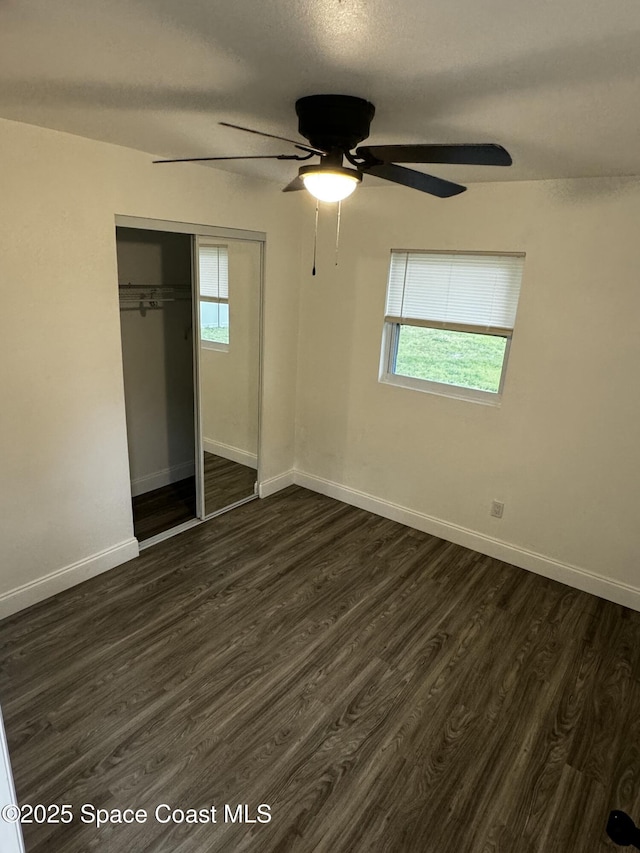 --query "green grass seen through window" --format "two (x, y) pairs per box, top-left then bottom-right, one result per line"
(394, 326), (507, 393)
(201, 326), (229, 345)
